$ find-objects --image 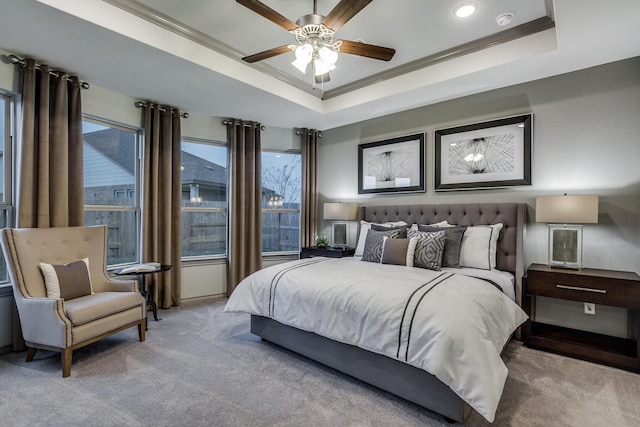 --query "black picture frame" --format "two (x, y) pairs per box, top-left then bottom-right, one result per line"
(358, 133), (425, 194)
(434, 114), (532, 191)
